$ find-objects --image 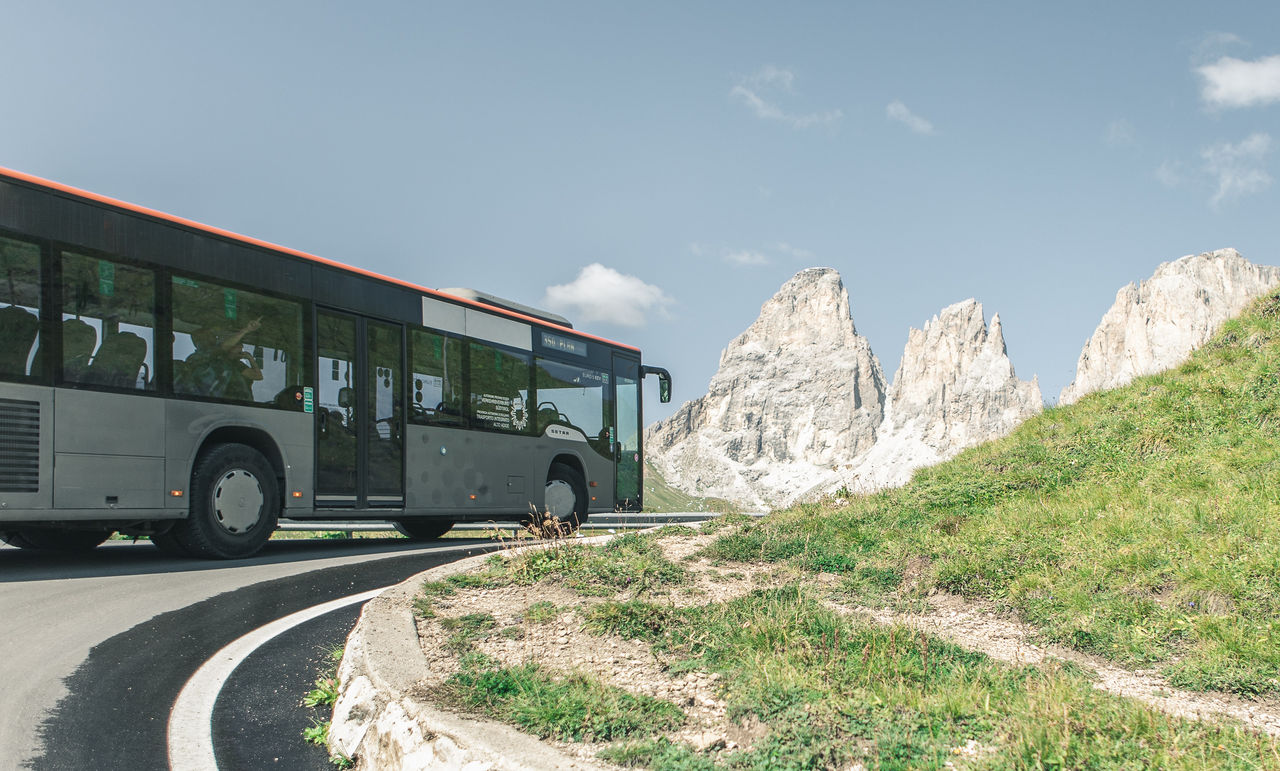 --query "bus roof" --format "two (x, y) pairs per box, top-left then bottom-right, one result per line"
(0, 166), (639, 353)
